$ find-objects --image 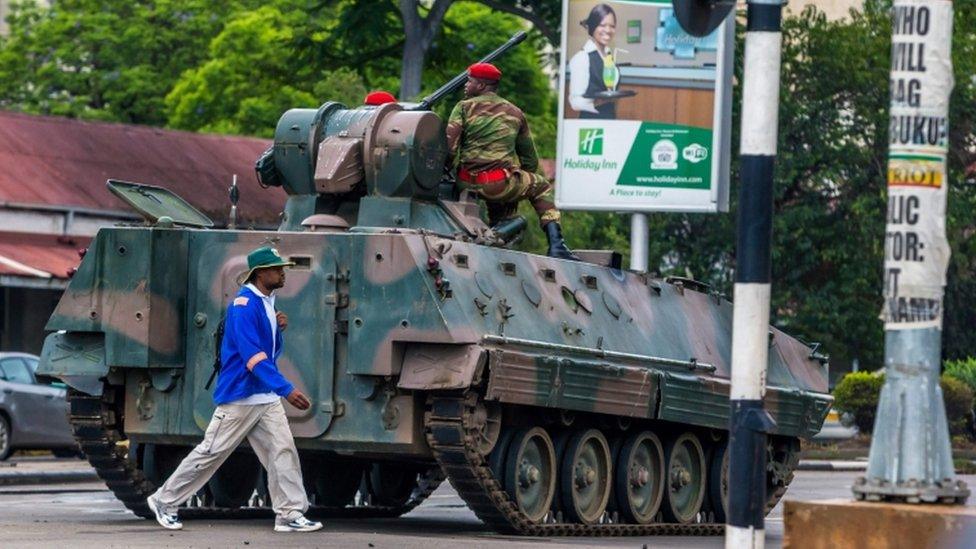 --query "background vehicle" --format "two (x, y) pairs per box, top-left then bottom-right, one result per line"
(0, 352), (77, 460)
